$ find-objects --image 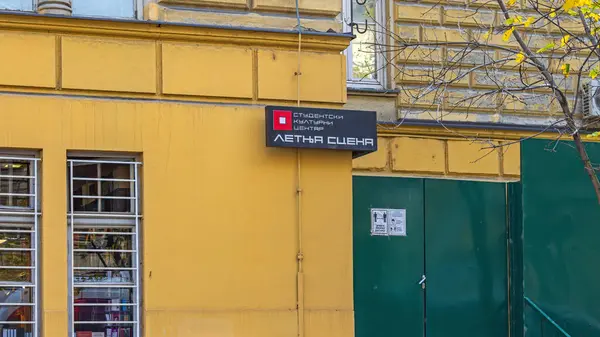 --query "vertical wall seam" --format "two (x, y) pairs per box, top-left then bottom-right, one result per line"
(55, 36), (62, 90)
(156, 41), (163, 96)
(386, 137), (393, 172)
(252, 49), (258, 102)
(443, 140), (449, 175)
(499, 141), (505, 177)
